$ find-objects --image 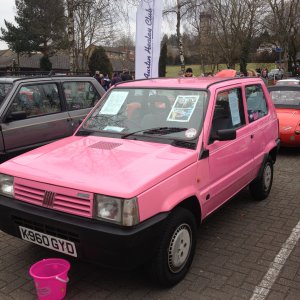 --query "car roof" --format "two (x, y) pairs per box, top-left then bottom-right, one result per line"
(0, 77), (20, 83)
(0, 75), (95, 84)
(114, 77), (262, 90)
